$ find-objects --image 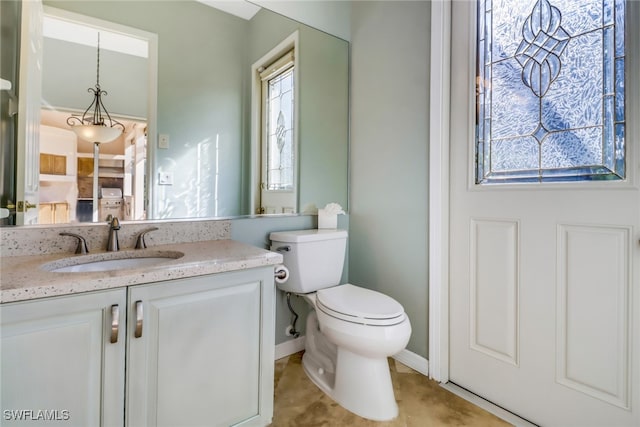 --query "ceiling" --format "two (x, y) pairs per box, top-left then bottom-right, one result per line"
(194, 0), (261, 20)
